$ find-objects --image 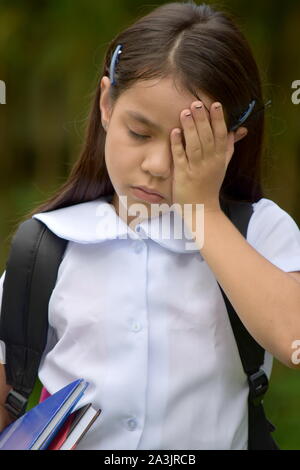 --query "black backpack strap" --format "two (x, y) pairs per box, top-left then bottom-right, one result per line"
(219, 198), (279, 450)
(0, 218), (68, 419)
